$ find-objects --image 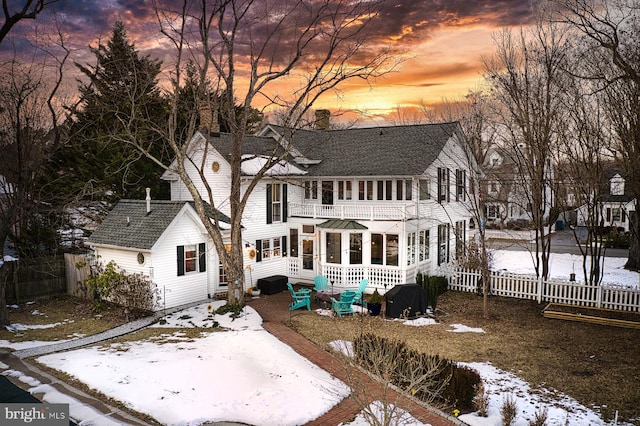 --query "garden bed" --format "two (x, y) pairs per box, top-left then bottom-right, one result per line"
(543, 303), (640, 329)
